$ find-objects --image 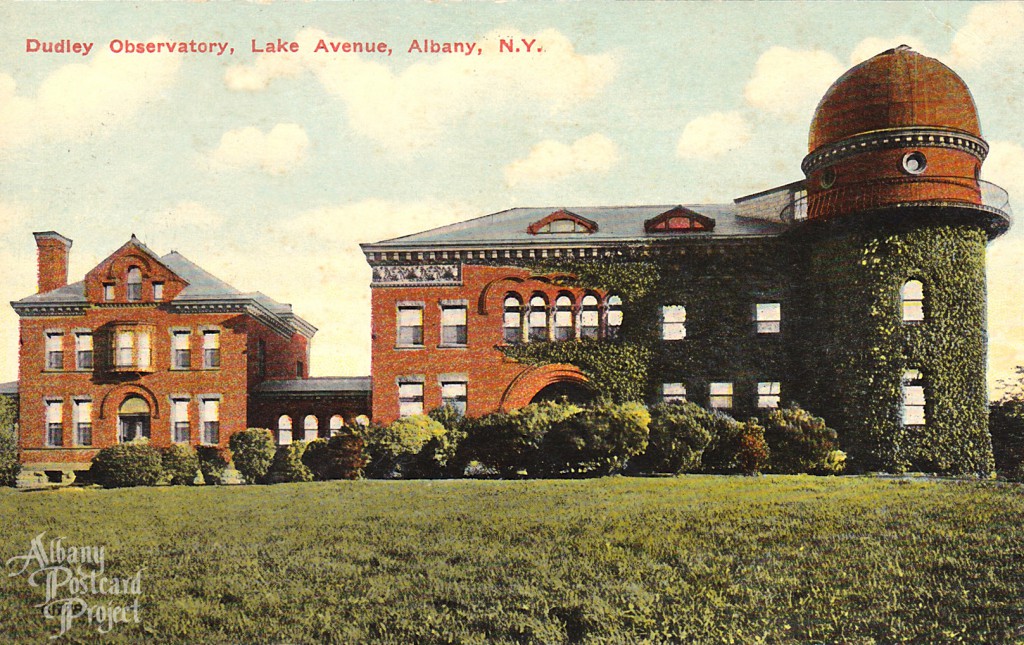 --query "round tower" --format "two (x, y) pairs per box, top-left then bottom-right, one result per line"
(796, 46), (1011, 474)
